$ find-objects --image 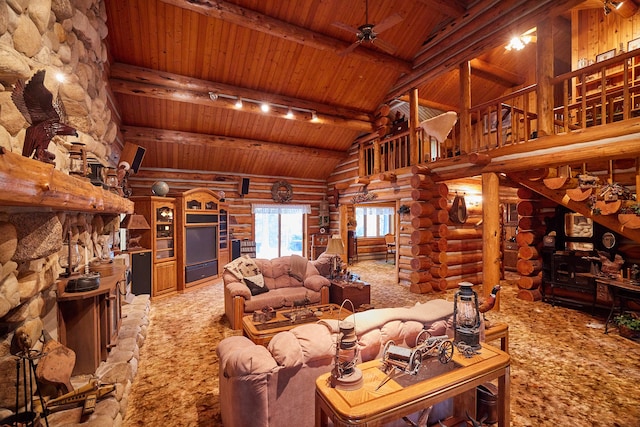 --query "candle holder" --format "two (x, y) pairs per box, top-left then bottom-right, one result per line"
(58, 232), (80, 277)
